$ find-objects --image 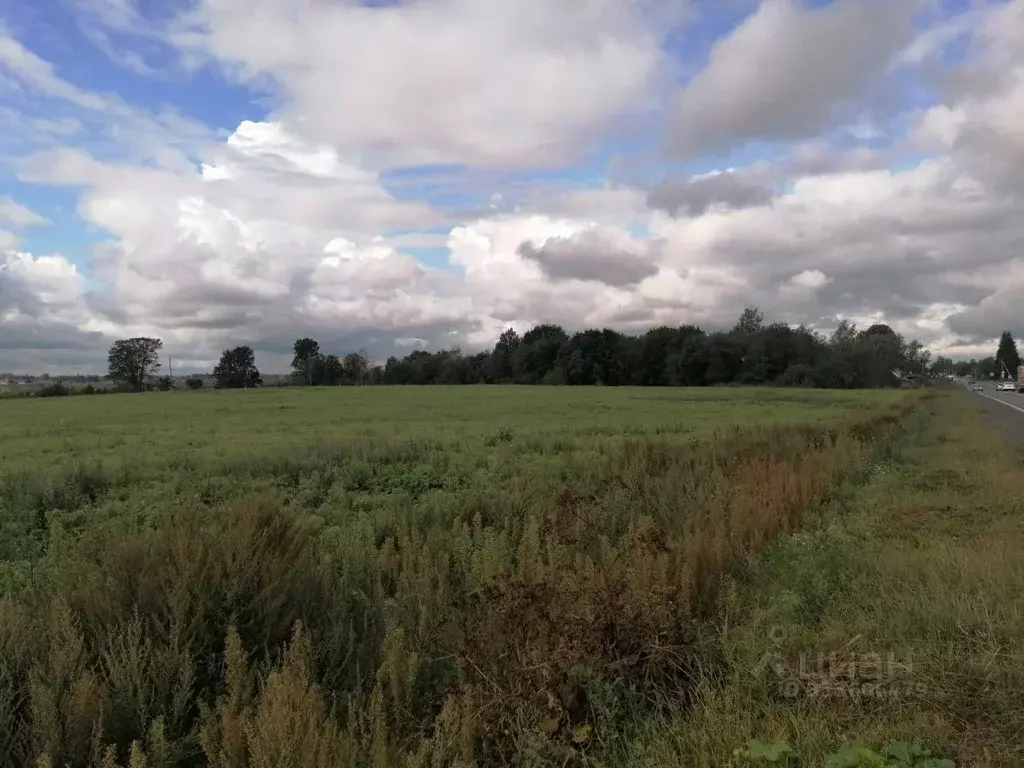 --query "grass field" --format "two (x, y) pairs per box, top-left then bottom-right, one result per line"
(2, 385), (1017, 767)
(0, 386), (906, 472)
